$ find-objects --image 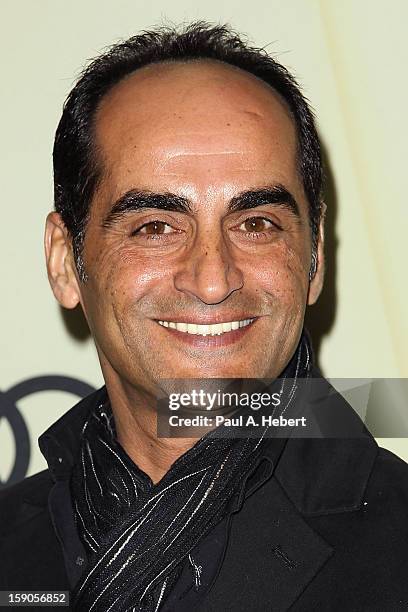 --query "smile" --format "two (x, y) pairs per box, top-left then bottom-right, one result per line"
(157, 318), (256, 336)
